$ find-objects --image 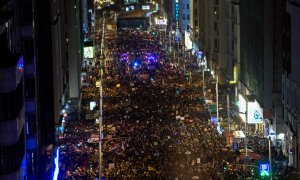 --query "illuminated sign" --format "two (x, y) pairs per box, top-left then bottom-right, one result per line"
(96, 81), (100, 87)
(84, 46), (94, 59)
(247, 100), (263, 123)
(229, 66), (238, 84)
(142, 5), (150, 10)
(53, 148), (59, 180)
(239, 94), (246, 122)
(175, 2), (179, 29)
(260, 164), (270, 176)
(90, 101), (96, 110)
(195, 51), (203, 59)
(156, 19), (167, 25)
(184, 31), (193, 50)
(239, 94), (263, 123)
